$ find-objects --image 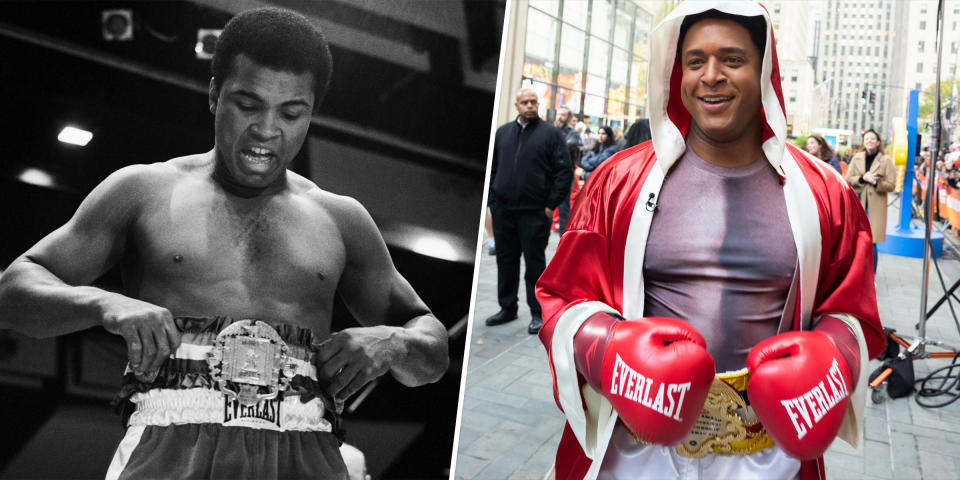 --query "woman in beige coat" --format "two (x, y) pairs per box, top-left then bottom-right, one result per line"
(845, 129), (897, 272)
